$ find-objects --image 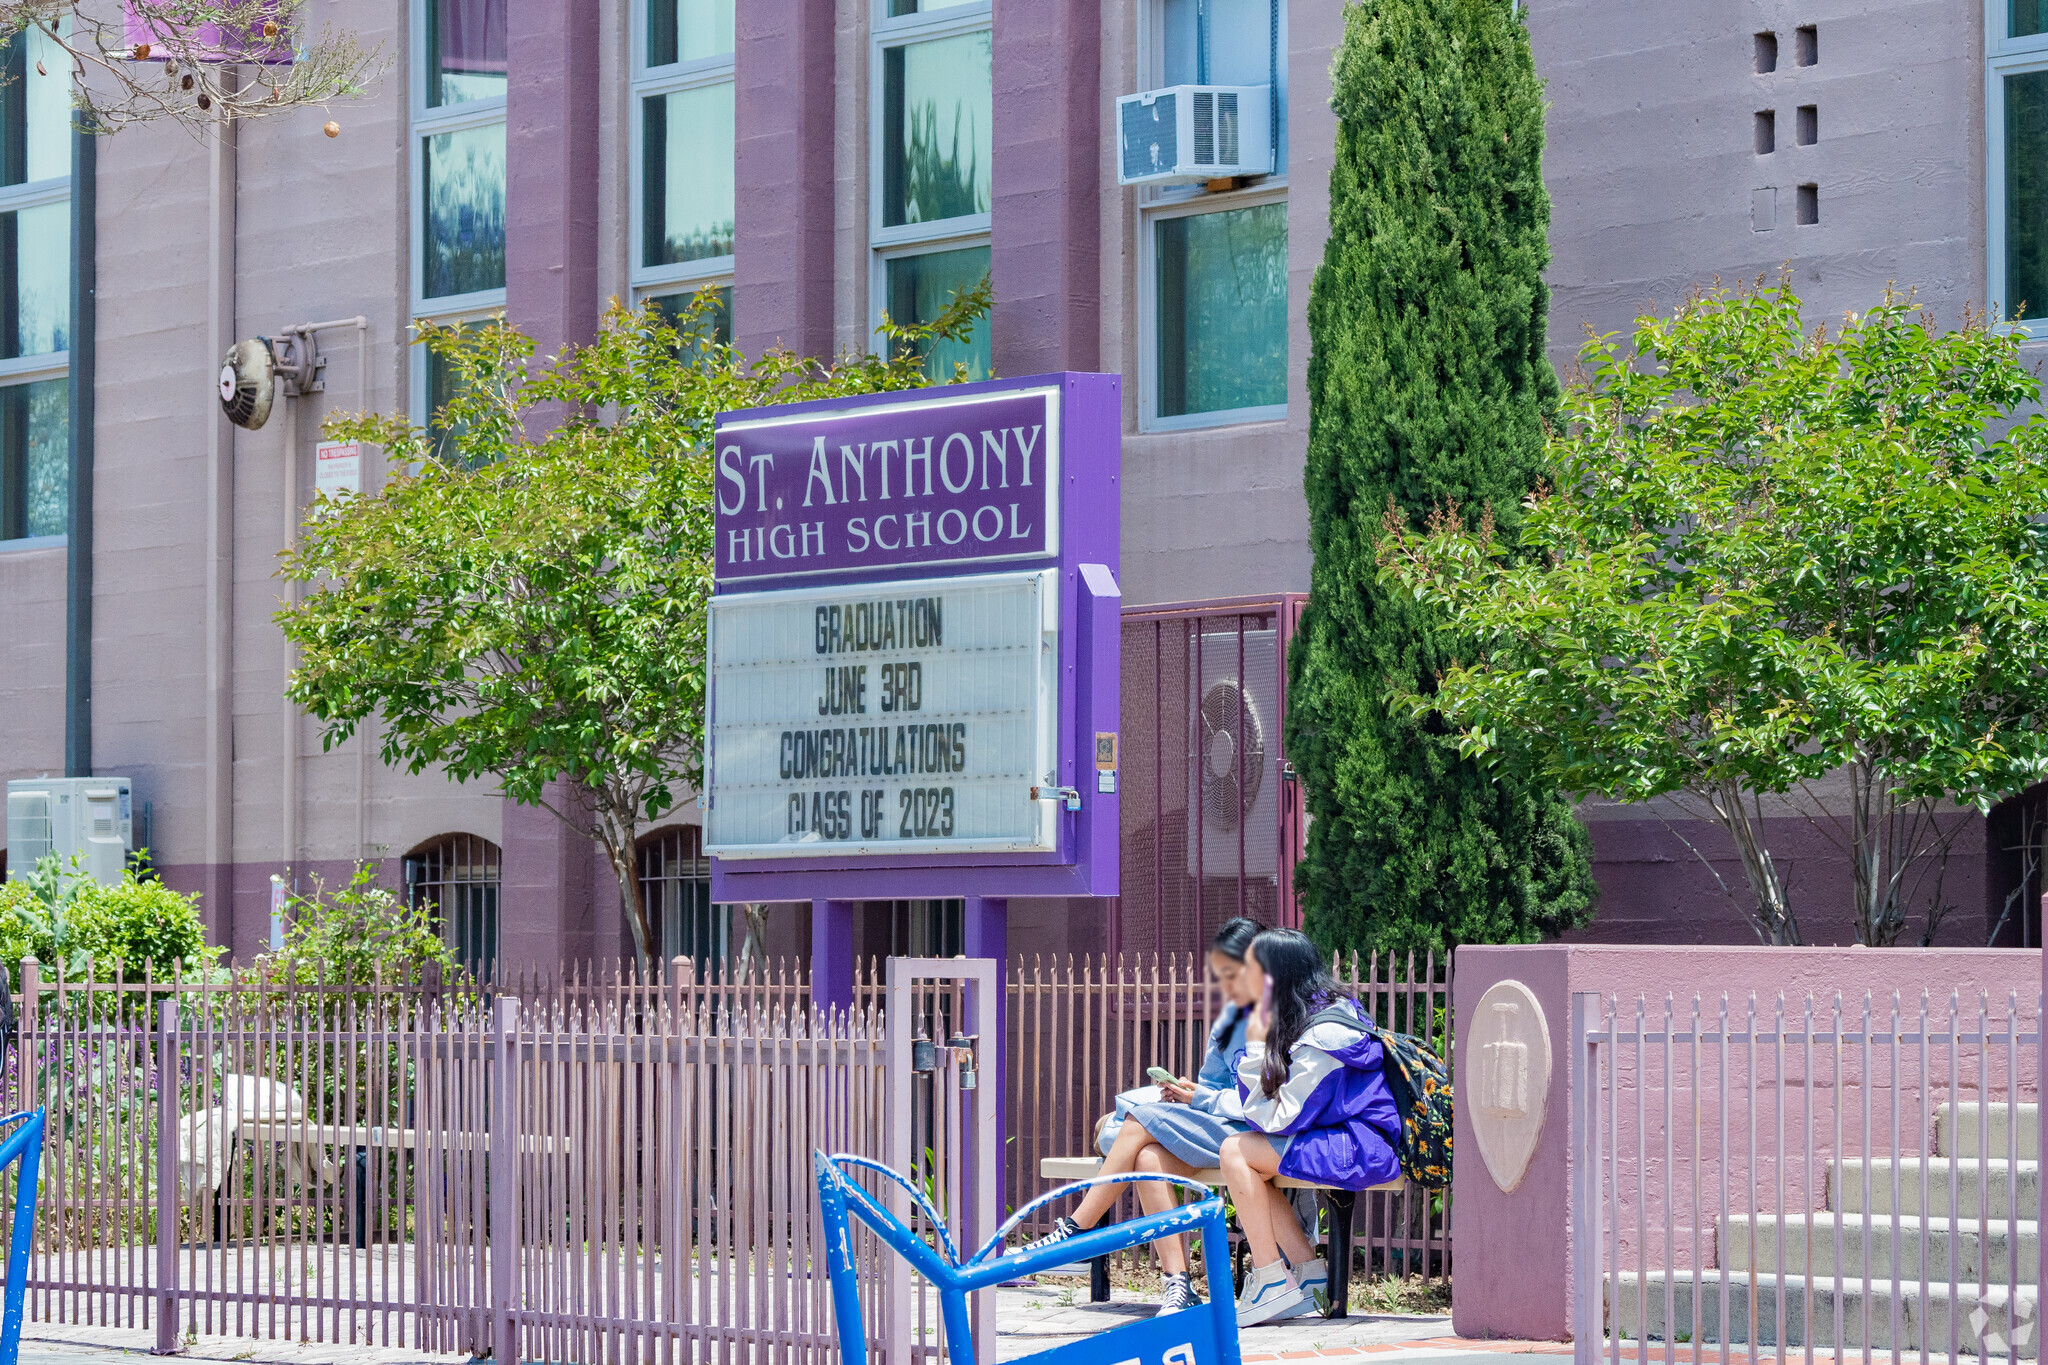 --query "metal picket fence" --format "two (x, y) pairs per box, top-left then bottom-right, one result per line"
(1006, 950), (1454, 1279)
(7, 954), (997, 1365)
(1570, 989), (2043, 1364)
